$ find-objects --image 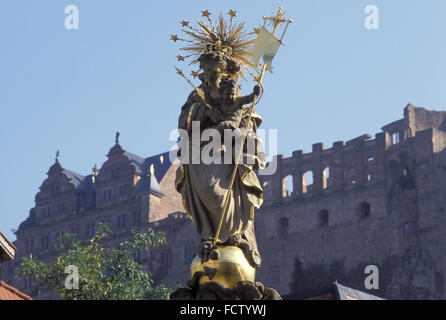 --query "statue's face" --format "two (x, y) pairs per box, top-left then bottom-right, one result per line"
(202, 60), (226, 89)
(223, 86), (237, 103)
